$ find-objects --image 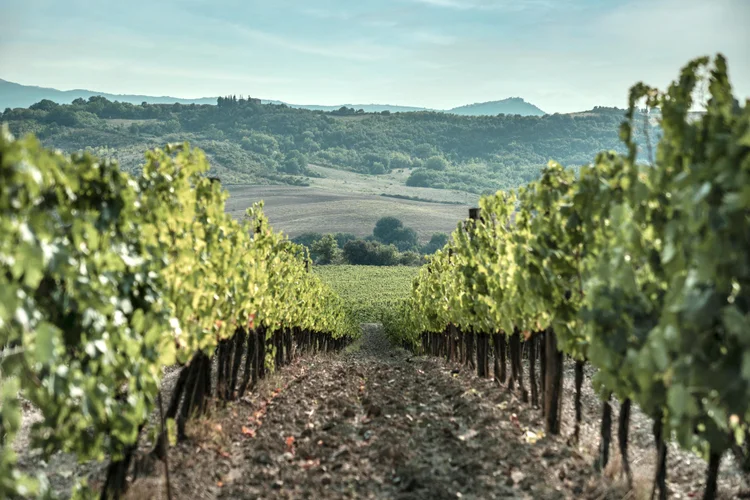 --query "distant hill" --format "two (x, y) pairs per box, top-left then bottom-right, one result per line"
(297, 99), (547, 116)
(0, 79), (217, 109)
(0, 78), (546, 116)
(446, 98), (545, 116)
